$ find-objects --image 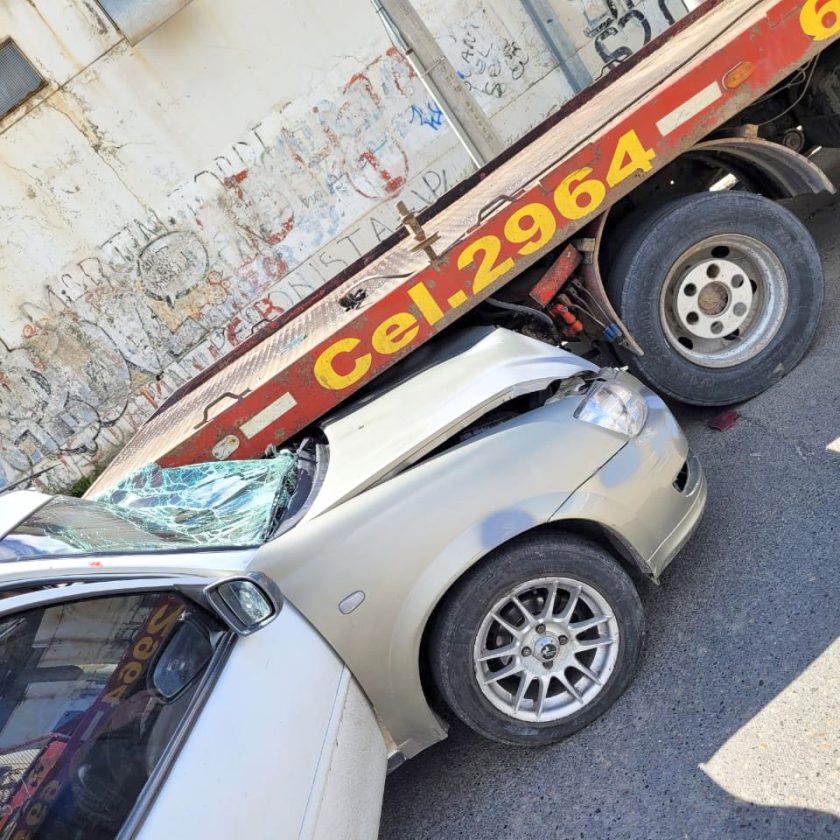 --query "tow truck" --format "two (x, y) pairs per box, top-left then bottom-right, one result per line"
(89, 0), (840, 492)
